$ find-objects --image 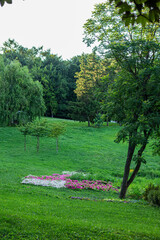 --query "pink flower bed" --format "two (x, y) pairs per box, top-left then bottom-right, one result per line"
(24, 173), (119, 192)
(25, 173), (70, 181)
